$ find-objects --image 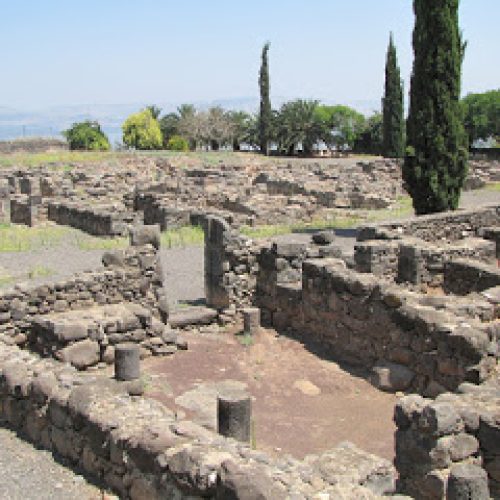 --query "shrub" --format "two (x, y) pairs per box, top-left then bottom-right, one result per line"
(63, 121), (110, 151)
(122, 109), (162, 150)
(167, 135), (189, 151)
